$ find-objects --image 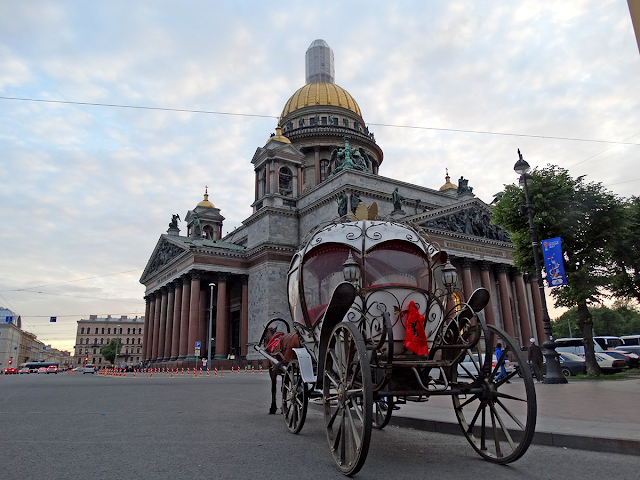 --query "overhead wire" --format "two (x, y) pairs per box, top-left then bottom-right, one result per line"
(0, 268), (144, 292)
